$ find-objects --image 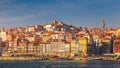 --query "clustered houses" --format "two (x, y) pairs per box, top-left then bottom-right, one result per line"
(0, 19), (120, 58)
